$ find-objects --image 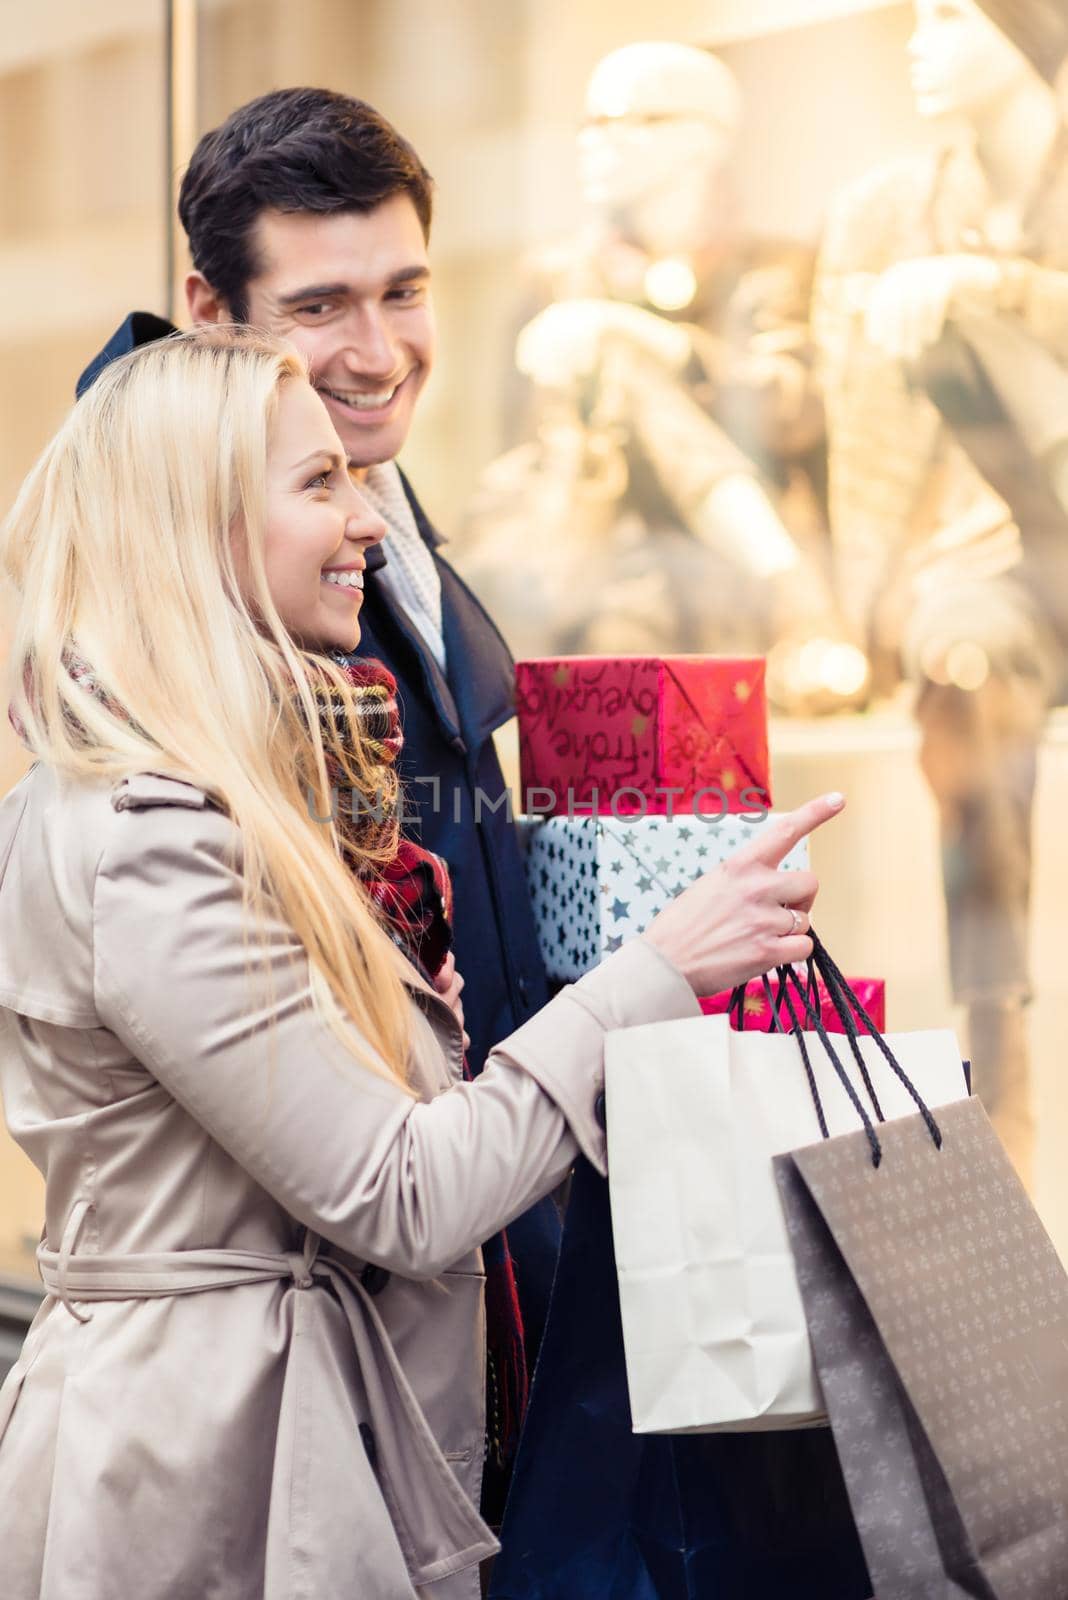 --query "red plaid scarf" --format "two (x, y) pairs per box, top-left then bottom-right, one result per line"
(319, 655), (455, 982)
